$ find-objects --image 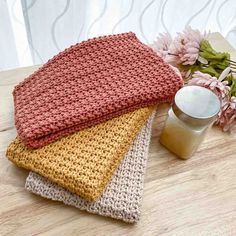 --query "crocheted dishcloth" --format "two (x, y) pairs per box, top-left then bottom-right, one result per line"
(25, 112), (155, 223)
(13, 32), (182, 148)
(7, 107), (154, 201)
